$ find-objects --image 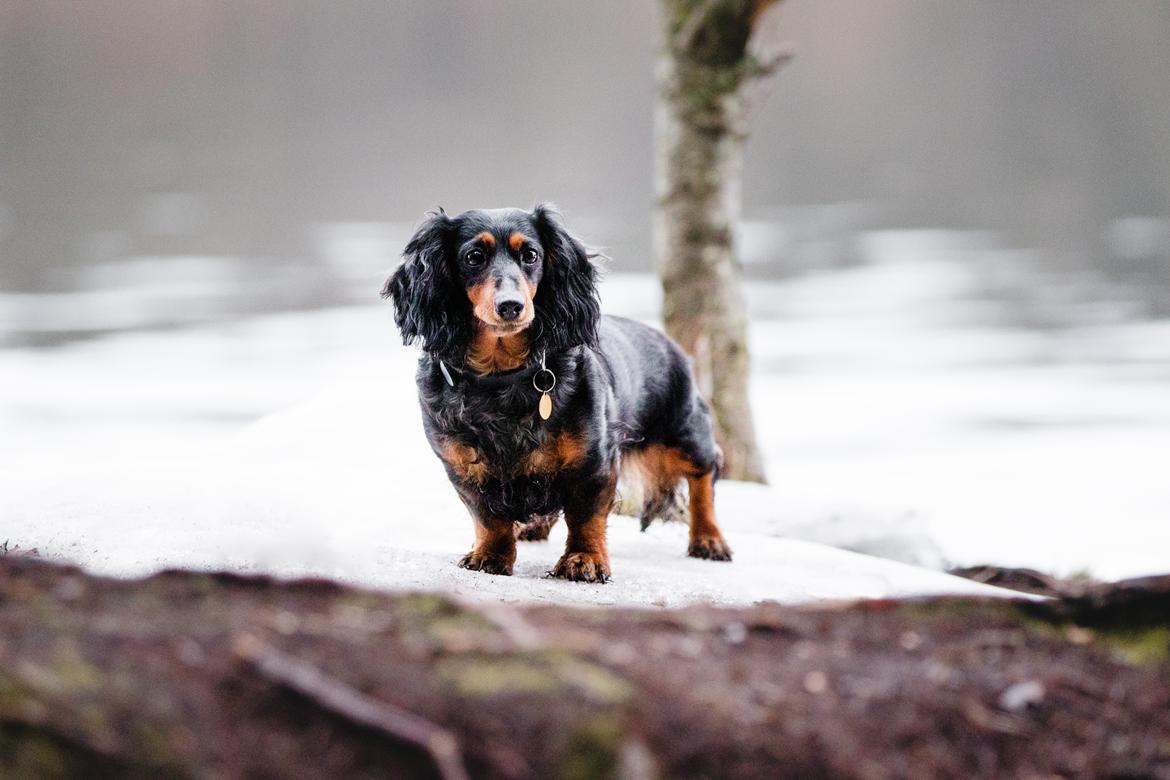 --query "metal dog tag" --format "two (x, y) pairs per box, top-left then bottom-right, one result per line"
(533, 352), (556, 421)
